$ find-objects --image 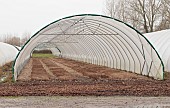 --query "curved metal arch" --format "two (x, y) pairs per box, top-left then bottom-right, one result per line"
(82, 19), (151, 73)
(79, 34), (110, 65)
(66, 19), (143, 72)
(73, 28), (109, 65)
(77, 27), (124, 69)
(62, 43), (86, 59)
(13, 14), (164, 81)
(40, 24), (106, 62)
(12, 45), (20, 51)
(60, 44), (77, 56)
(59, 29), (106, 63)
(34, 15), (161, 72)
(72, 22), (120, 65)
(87, 35), (115, 66)
(73, 37), (104, 64)
(94, 28), (136, 72)
(84, 19), (144, 60)
(72, 22), (138, 72)
(75, 29), (117, 66)
(84, 18), (147, 59)
(45, 22), (109, 64)
(71, 23), (123, 68)
(57, 33), (105, 65)
(72, 23), (116, 67)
